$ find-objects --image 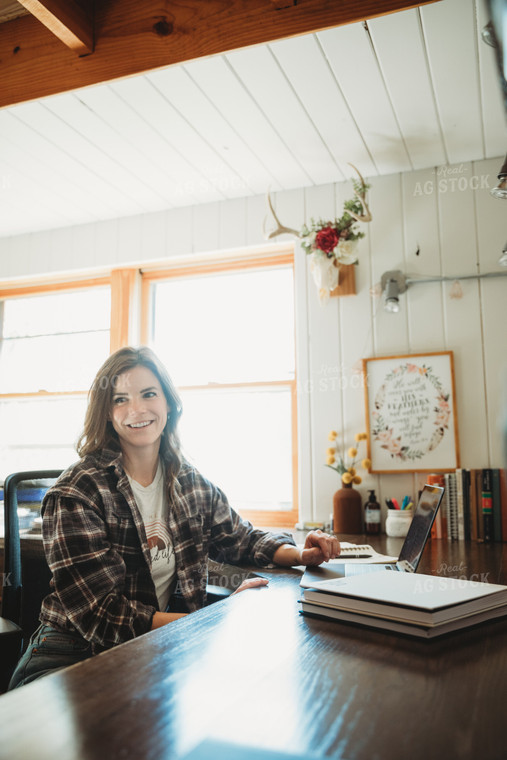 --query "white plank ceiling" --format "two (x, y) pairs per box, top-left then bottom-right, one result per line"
(0, 0), (505, 238)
